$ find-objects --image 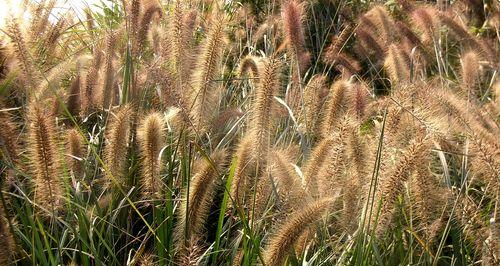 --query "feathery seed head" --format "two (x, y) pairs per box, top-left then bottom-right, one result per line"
(27, 103), (64, 216)
(66, 128), (84, 182)
(250, 57), (282, 161)
(138, 112), (166, 201)
(263, 197), (338, 266)
(104, 105), (133, 189)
